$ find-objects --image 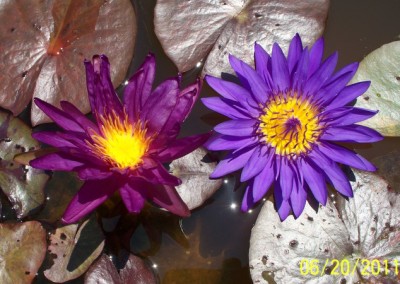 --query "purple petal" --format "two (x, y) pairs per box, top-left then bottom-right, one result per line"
(308, 37), (324, 77)
(77, 167), (113, 180)
(157, 132), (212, 163)
(214, 119), (256, 136)
(148, 184), (190, 217)
(210, 146), (256, 178)
(299, 158), (327, 205)
(119, 182), (146, 213)
(274, 181), (292, 221)
(289, 179), (307, 218)
(241, 181), (255, 211)
(229, 54), (269, 104)
(60, 101), (99, 133)
(241, 145), (269, 181)
(140, 78), (179, 135)
(323, 107), (378, 126)
(287, 34), (303, 74)
(326, 62), (358, 86)
(32, 131), (77, 148)
(160, 79), (202, 138)
(292, 48), (309, 91)
(271, 43), (290, 91)
(309, 149), (353, 197)
(252, 152), (275, 202)
(205, 75), (259, 116)
(124, 53), (156, 120)
(34, 99), (83, 132)
(254, 43), (273, 90)
(139, 160), (181, 186)
(326, 81), (371, 110)
(30, 152), (84, 171)
(316, 70), (356, 105)
(304, 52), (338, 96)
(204, 133), (258, 151)
(201, 97), (250, 119)
(279, 159), (294, 200)
(318, 142), (376, 171)
(62, 177), (119, 223)
(321, 125), (383, 143)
